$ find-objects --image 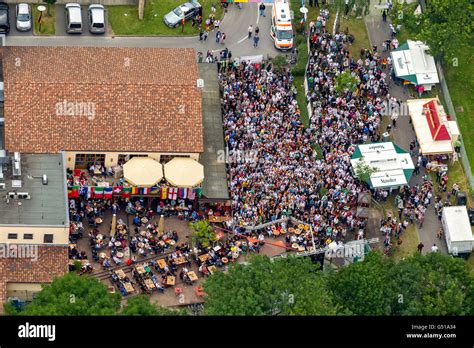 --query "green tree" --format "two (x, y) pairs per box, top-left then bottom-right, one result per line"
(121, 295), (187, 316)
(190, 220), (217, 248)
(203, 255), (342, 315)
(328, 252), (395, 315)
(353, 158), (378, 184)
(389, 252), (474, 315)
(272, 55), (288, 74)
(44, 0), (57, 17)
(4, 273), (121, 315)
(335, 70), (359, 94)
(393, 0), (474, 62)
